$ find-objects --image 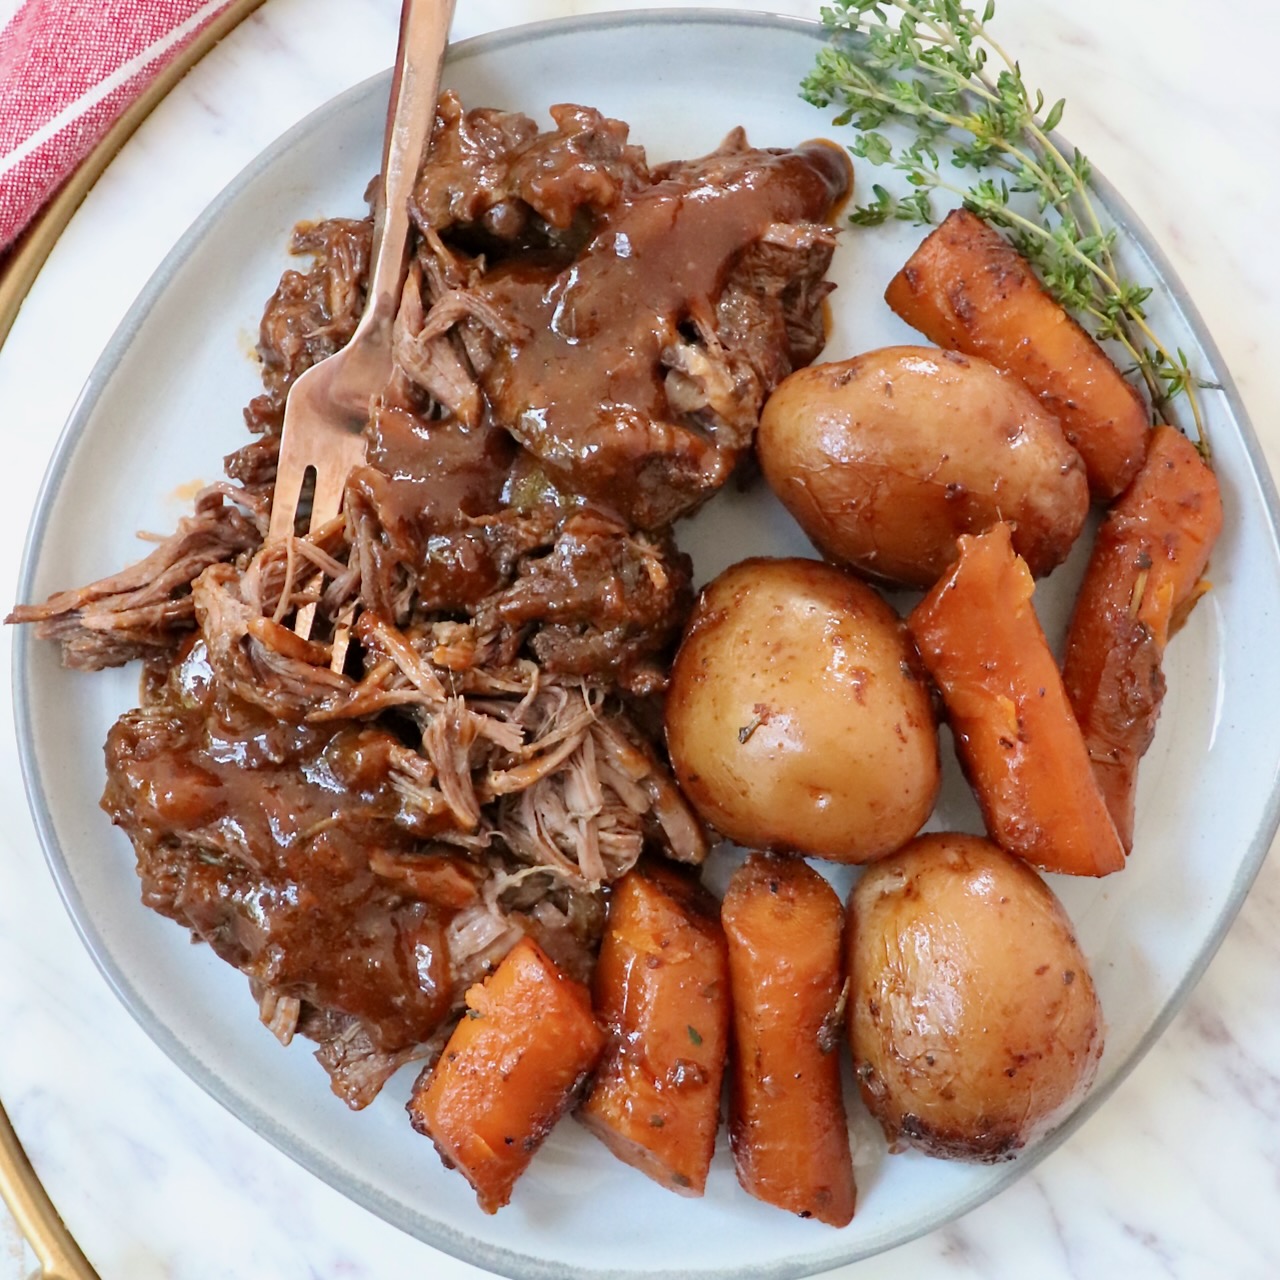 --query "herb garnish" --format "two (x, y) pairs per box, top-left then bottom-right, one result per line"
(801, 0), (1213, 450)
